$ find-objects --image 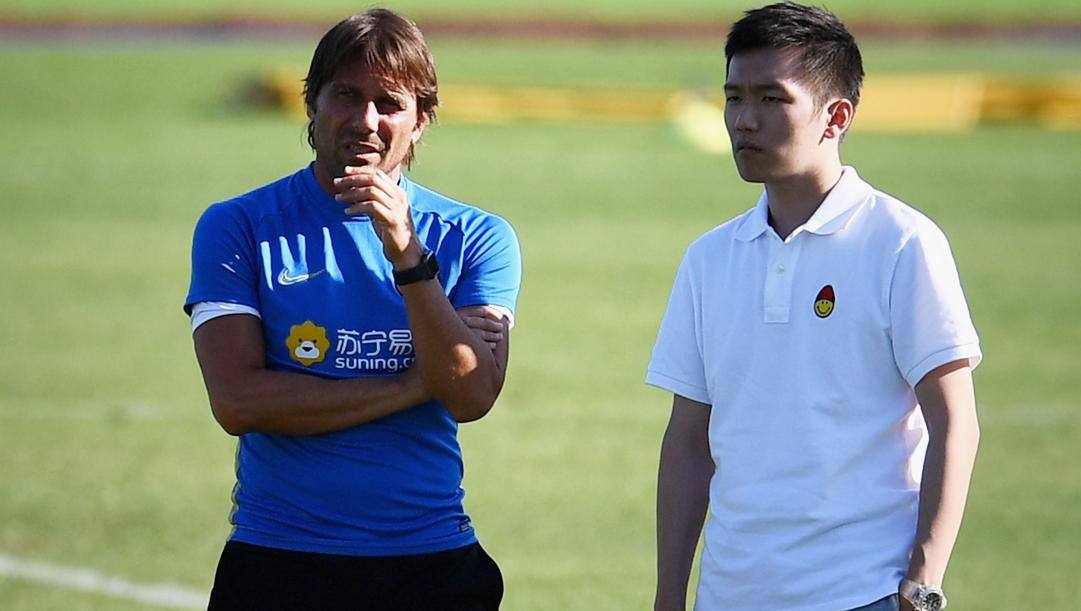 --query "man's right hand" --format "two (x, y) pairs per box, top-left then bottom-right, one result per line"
(334, 165), (423, 269)
(655, 394), (713, 610)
